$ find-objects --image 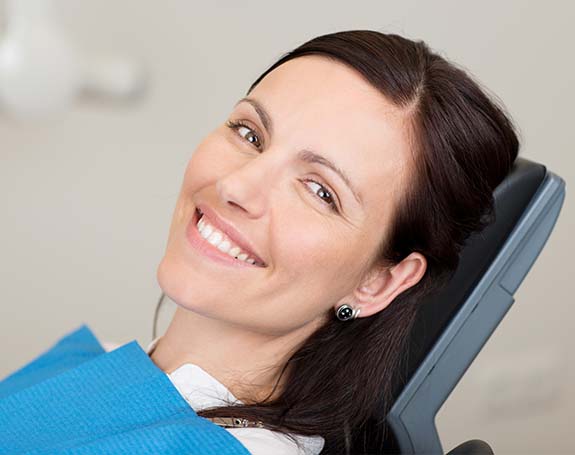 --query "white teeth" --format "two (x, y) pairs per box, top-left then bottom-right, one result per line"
(196, 214), (263, 266)
(207, 231), (223, 246)
(200, 222), (213, 239)
(237, 252), (248, 261)
(229, 246), (241, 256)
(217, 239), (232, 253)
